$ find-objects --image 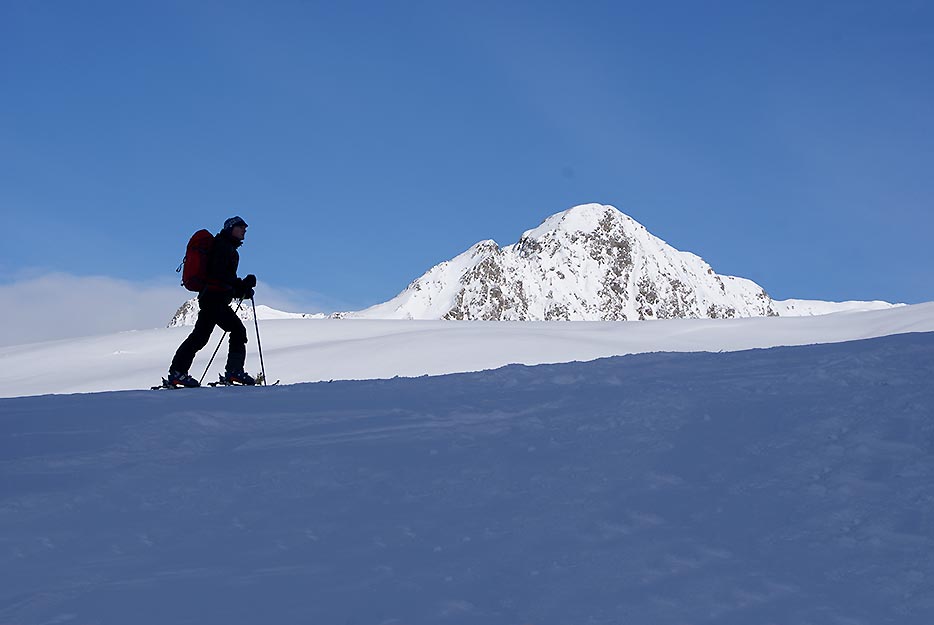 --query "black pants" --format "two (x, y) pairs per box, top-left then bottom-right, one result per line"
(171, 295), (248, 375)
